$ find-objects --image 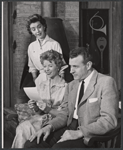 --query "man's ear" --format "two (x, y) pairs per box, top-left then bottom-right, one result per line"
(86, 61), (92, 70)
